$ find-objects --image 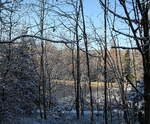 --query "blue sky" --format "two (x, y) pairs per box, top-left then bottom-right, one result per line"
(82, 0), (136, 47)
(84, 0), (101, 18)
(21, 0), (102, 30)
(83, 0), (103, 27)
(20, 0), (134, 48)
